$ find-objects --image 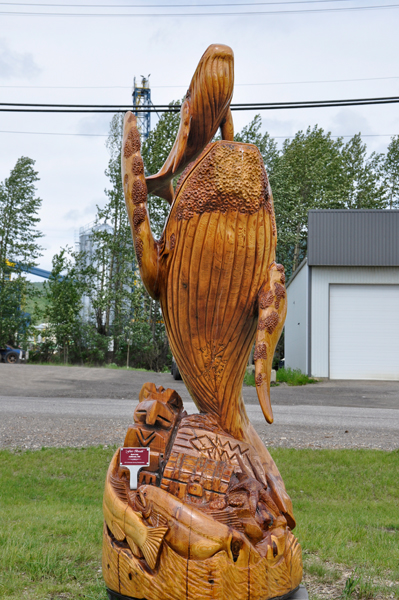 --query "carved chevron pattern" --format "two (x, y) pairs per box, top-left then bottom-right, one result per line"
(136, 429), (157, 447)
(191, 433), (250, 463)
